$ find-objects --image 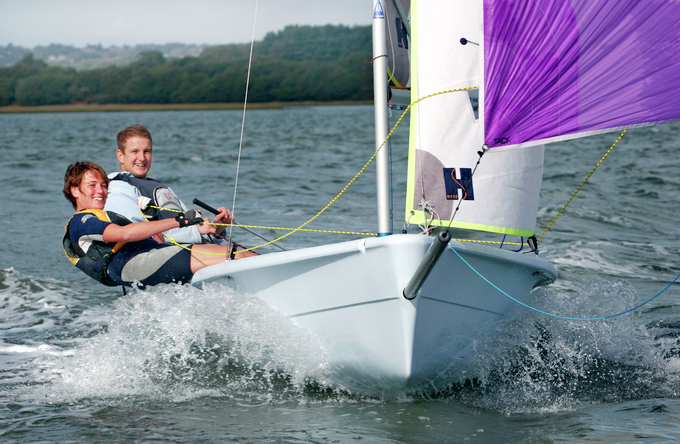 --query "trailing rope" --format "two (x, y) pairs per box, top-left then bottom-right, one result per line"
(449, 245), (680, 321)
(147, 205), (527, 246)
(147, 205), (380, 237)
(207, 222), (377, 237)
